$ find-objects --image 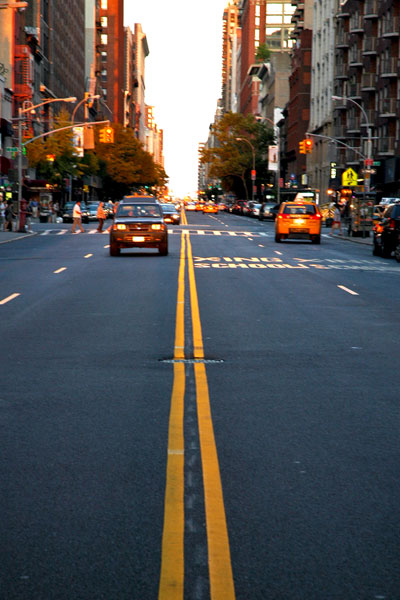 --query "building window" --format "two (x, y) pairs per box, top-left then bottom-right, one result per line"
(101, 69), (107, 82)
(101, 51), (107, 62)
(100, 16), (108, 27)
(101, 34), (108, 45)
(267, 3), (283, 14)
(100, 0), (107, 8)
(255, 28), (260, 41)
